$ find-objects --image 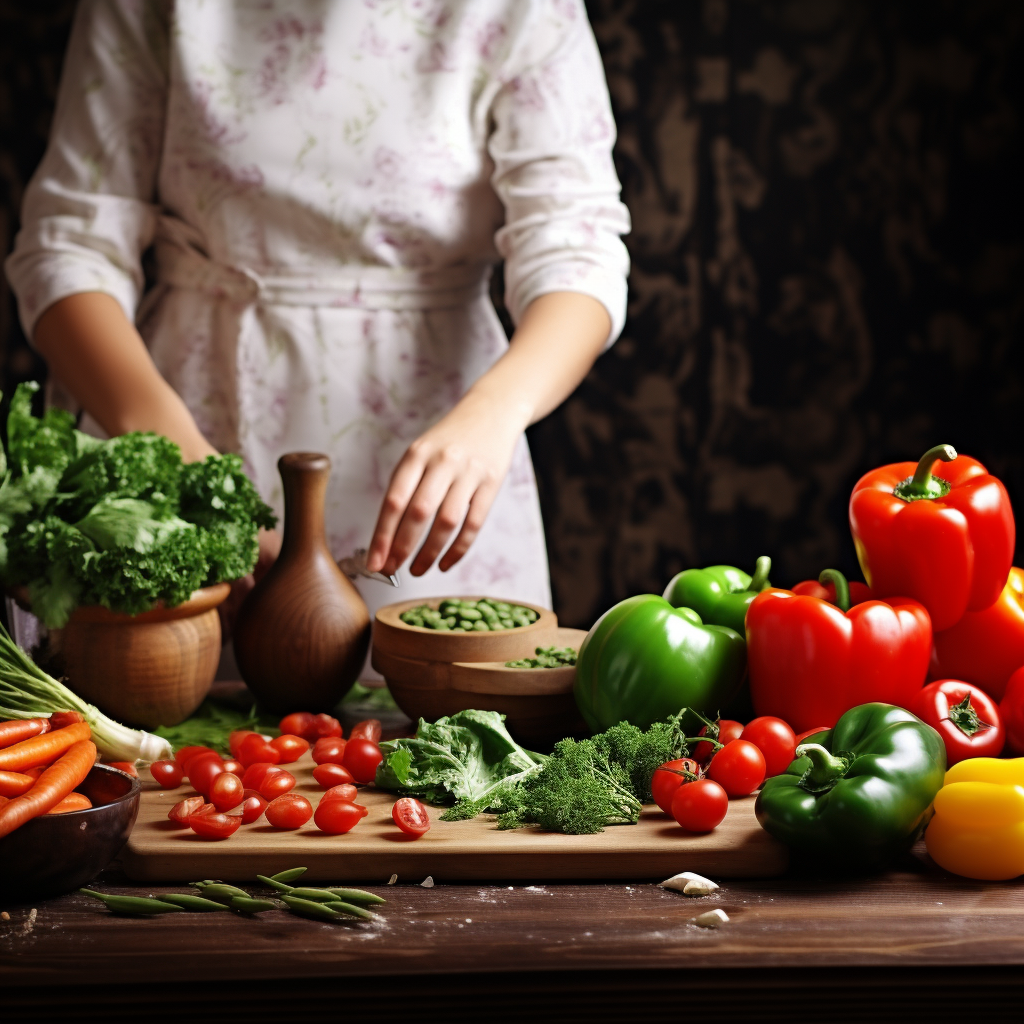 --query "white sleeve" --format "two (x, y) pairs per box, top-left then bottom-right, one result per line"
(4, 0), (168, 340)
(488, 1), (631, 347)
